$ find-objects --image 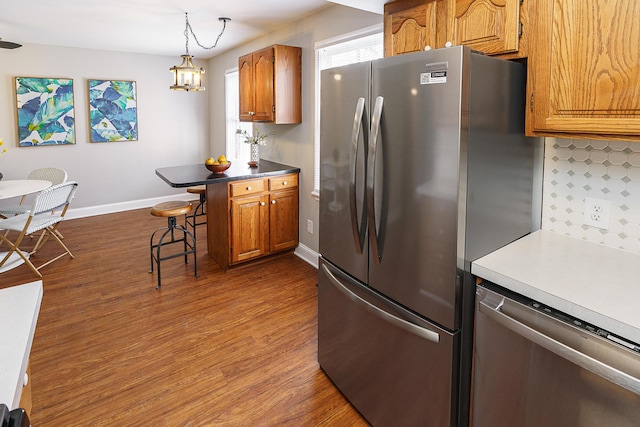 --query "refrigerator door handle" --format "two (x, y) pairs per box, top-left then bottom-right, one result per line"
(367, 96), (384, 264)
(322, 263), (440, 343)
(350, 97), (367, 254)
(479, 298), (640, 395)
